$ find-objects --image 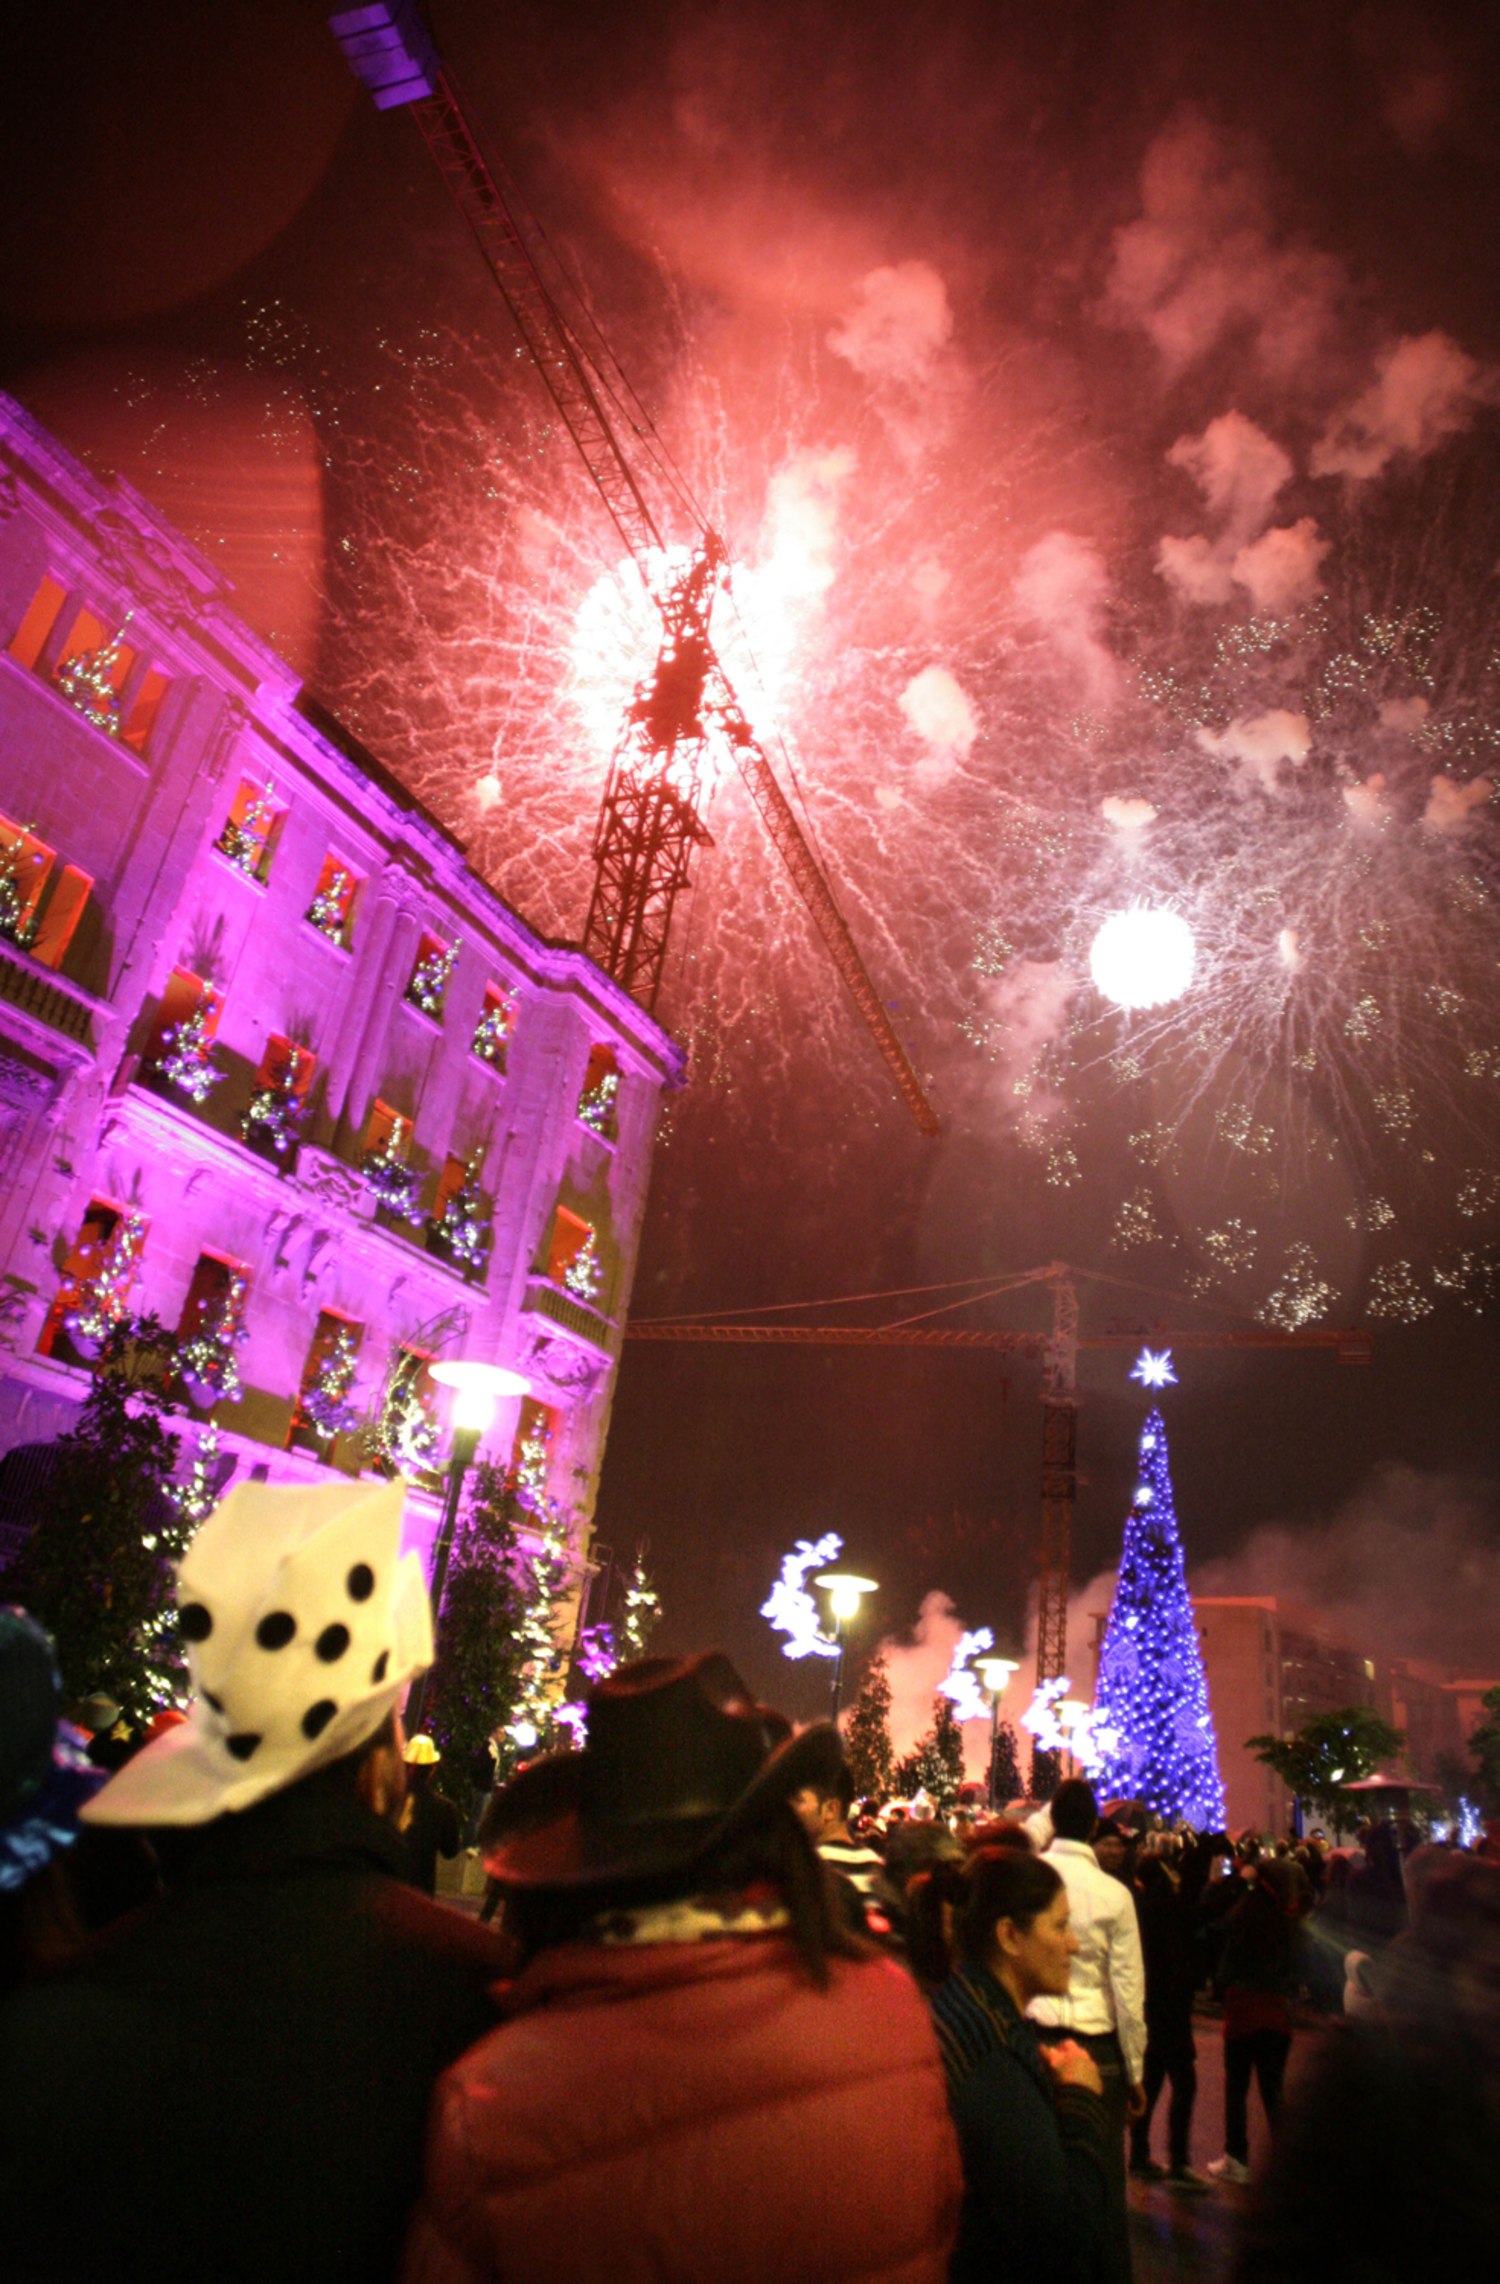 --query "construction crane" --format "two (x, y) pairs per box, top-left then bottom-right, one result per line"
(625, 1262), (1373, 1695)
(329, 2), (940, 1136)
